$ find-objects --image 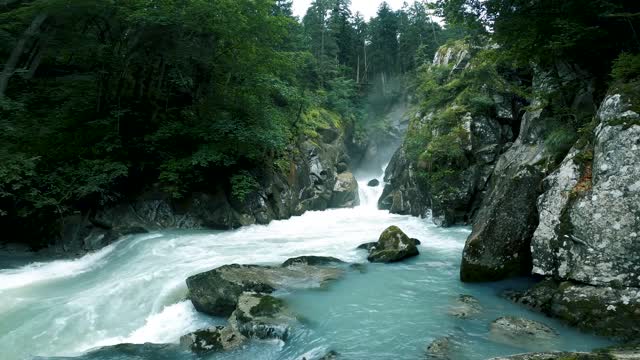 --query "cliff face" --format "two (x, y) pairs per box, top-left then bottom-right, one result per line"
(392, 41), (640, 338)
(53, 121), (360, 254)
